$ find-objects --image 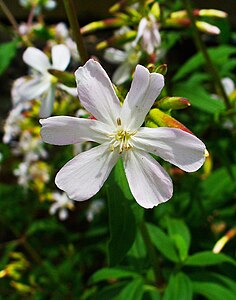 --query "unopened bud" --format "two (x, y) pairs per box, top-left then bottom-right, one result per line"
(196, 21), (220, 35)
(151, 2), (160, 19)
(48, 69), (76, 87)
(170, 10), (187, 19)
(213, 227), (236, 253)
(149, 108), (192, 134)
(198, 9), (227, 18)
(155, 64), (168, 75)
(155, 96), (190, 110)
(96, 30), (136, 50)
(81, 19), (123, 34)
